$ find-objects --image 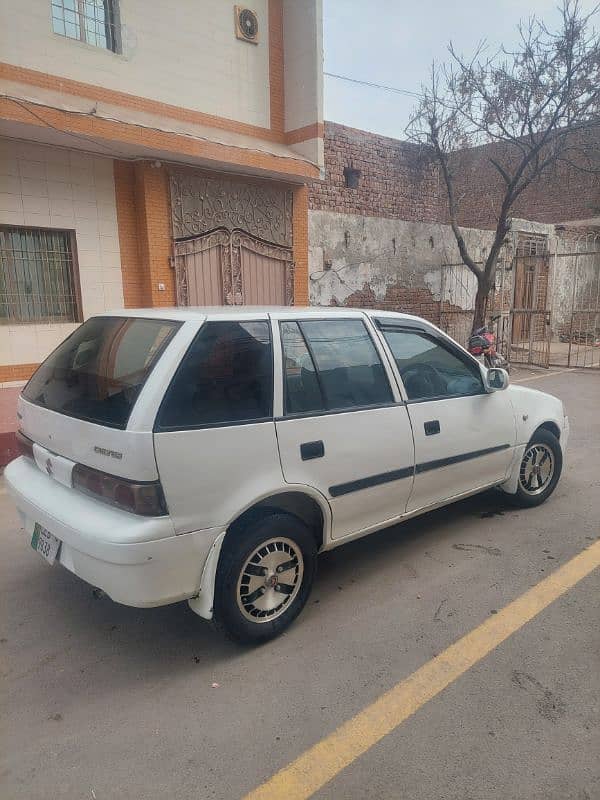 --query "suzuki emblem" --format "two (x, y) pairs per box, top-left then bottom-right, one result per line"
(45, 458), (53, 477)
